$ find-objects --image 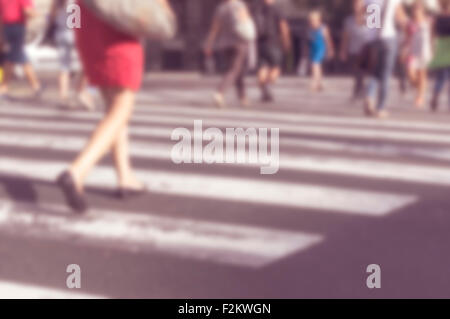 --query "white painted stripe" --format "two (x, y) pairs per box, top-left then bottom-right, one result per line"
(0, 106), (448, 145)
(0, 157), (416, 215)
(0, 200), (323, 268)
(1, 91), (442, 135)
(0, 280), (105, 299)
(0, 131), (449, 187)
(131, 98), (450, 132)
